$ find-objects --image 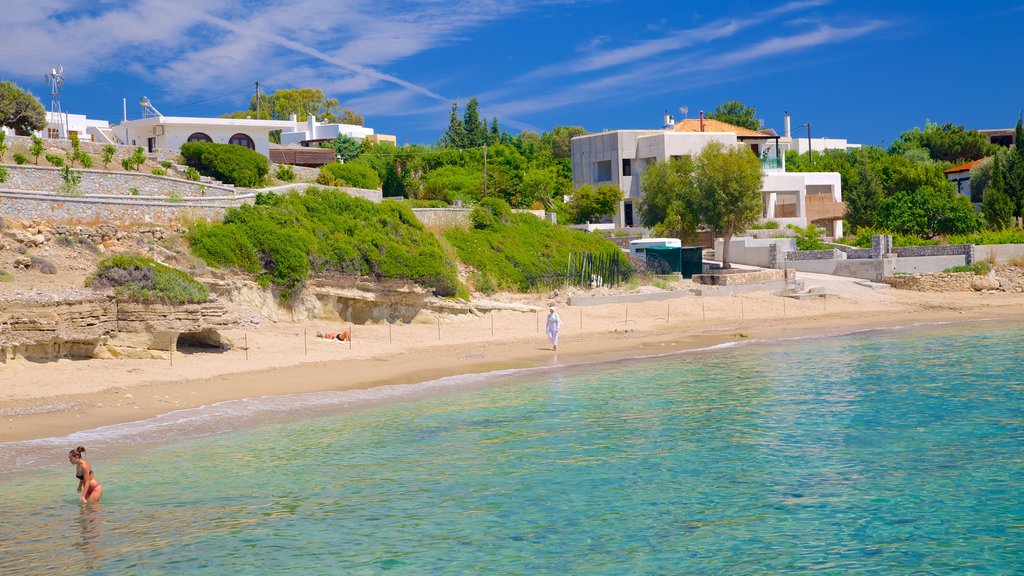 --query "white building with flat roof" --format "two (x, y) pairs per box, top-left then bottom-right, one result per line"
(112, 116), (296, 157)
(571, 115), (844, 236)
